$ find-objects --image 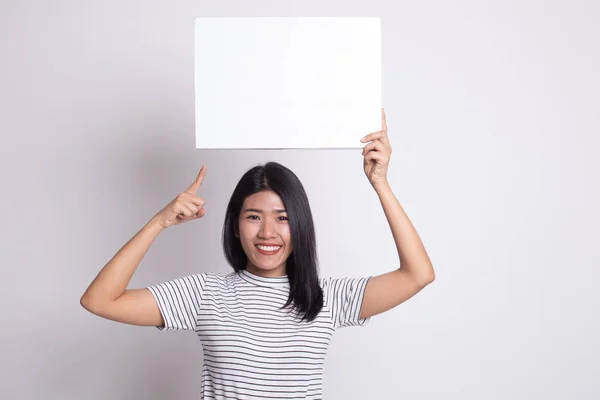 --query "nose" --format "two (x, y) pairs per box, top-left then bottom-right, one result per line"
(259, 216), (277, 239)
